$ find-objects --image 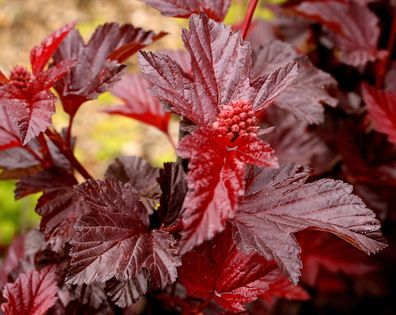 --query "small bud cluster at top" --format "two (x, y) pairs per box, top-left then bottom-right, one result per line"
(212, 100), (258, 141)
(10, 66), (31, 90)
